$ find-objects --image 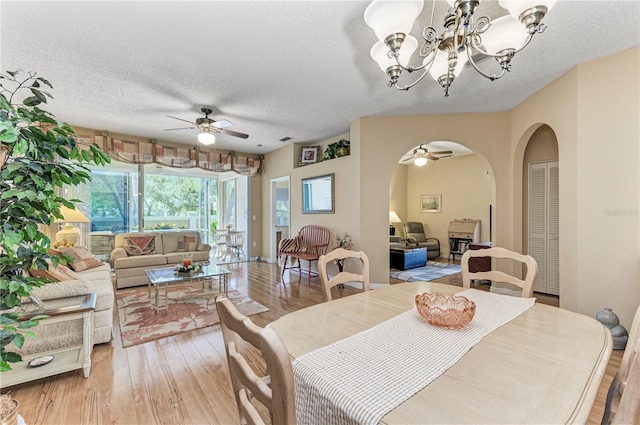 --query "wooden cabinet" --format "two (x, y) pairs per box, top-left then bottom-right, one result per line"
(448, 219), (480, 261)
(468, 242), (492, 273)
